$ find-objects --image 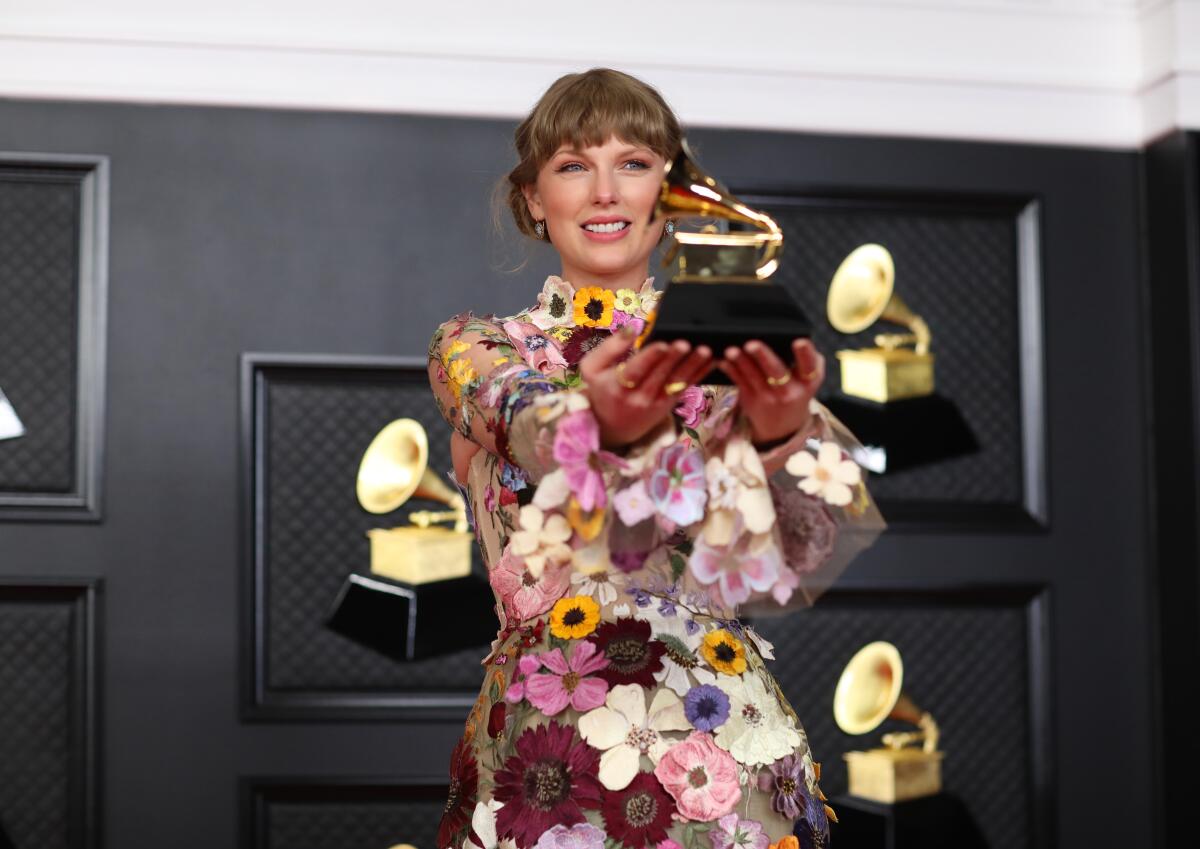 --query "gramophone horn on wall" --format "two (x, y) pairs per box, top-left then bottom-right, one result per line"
(357, 417), (471, 584)
(834, 640), (943, 803)
(325, 418), (495, 661)
(822, 244), (978, 474)
(828, 244), (933, 403)
(638, 138), (810, 382)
